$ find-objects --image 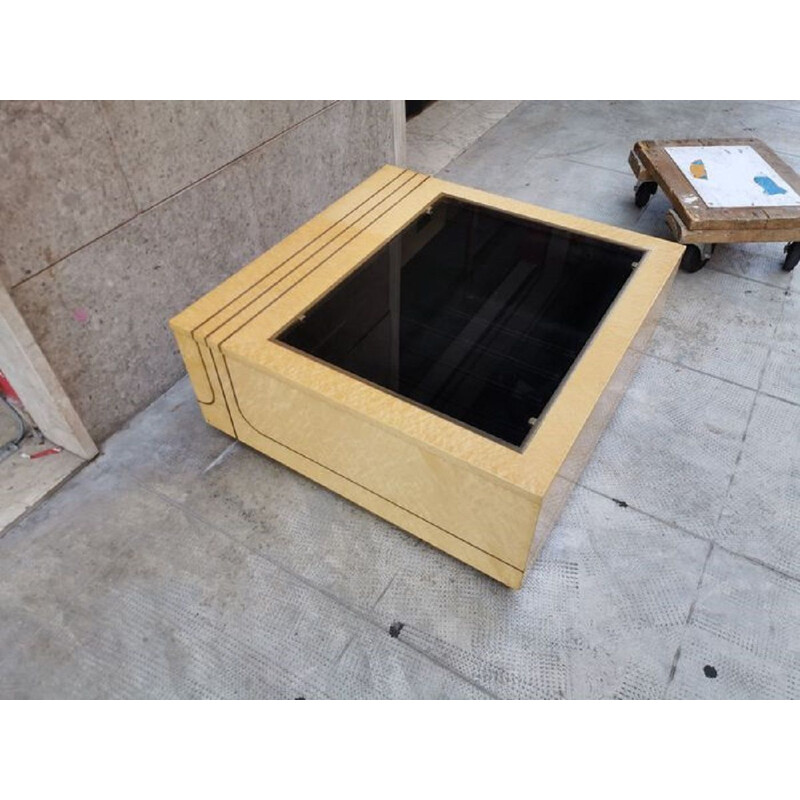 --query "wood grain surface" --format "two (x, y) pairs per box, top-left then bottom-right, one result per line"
(171, 165), (682, 586)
